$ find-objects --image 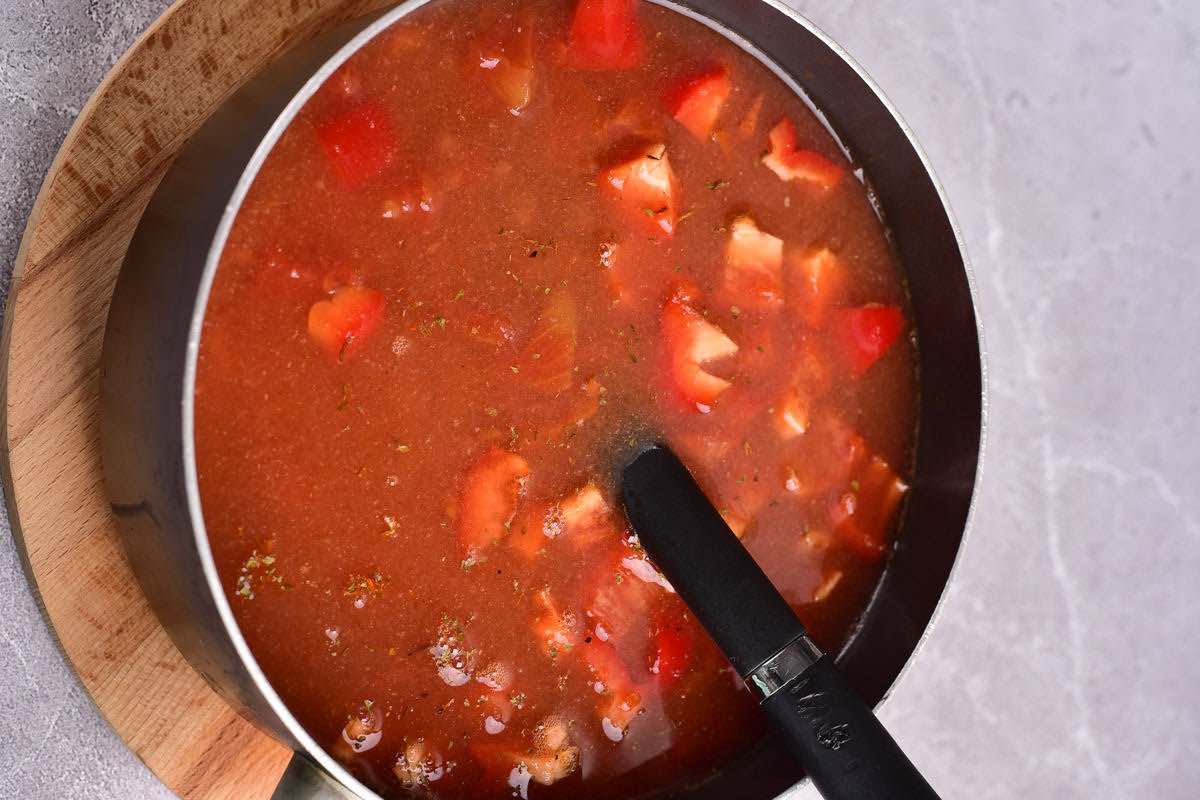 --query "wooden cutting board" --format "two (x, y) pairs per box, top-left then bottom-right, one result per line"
(0, 1), (394, 797)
